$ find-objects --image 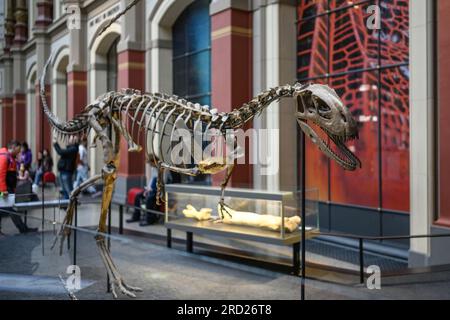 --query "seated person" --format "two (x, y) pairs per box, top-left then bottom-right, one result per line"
(127, 176), (159, 226)
(32, 149), (53, 189)
(17, 163), (32, 185)
(127, 169), (181, 226)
